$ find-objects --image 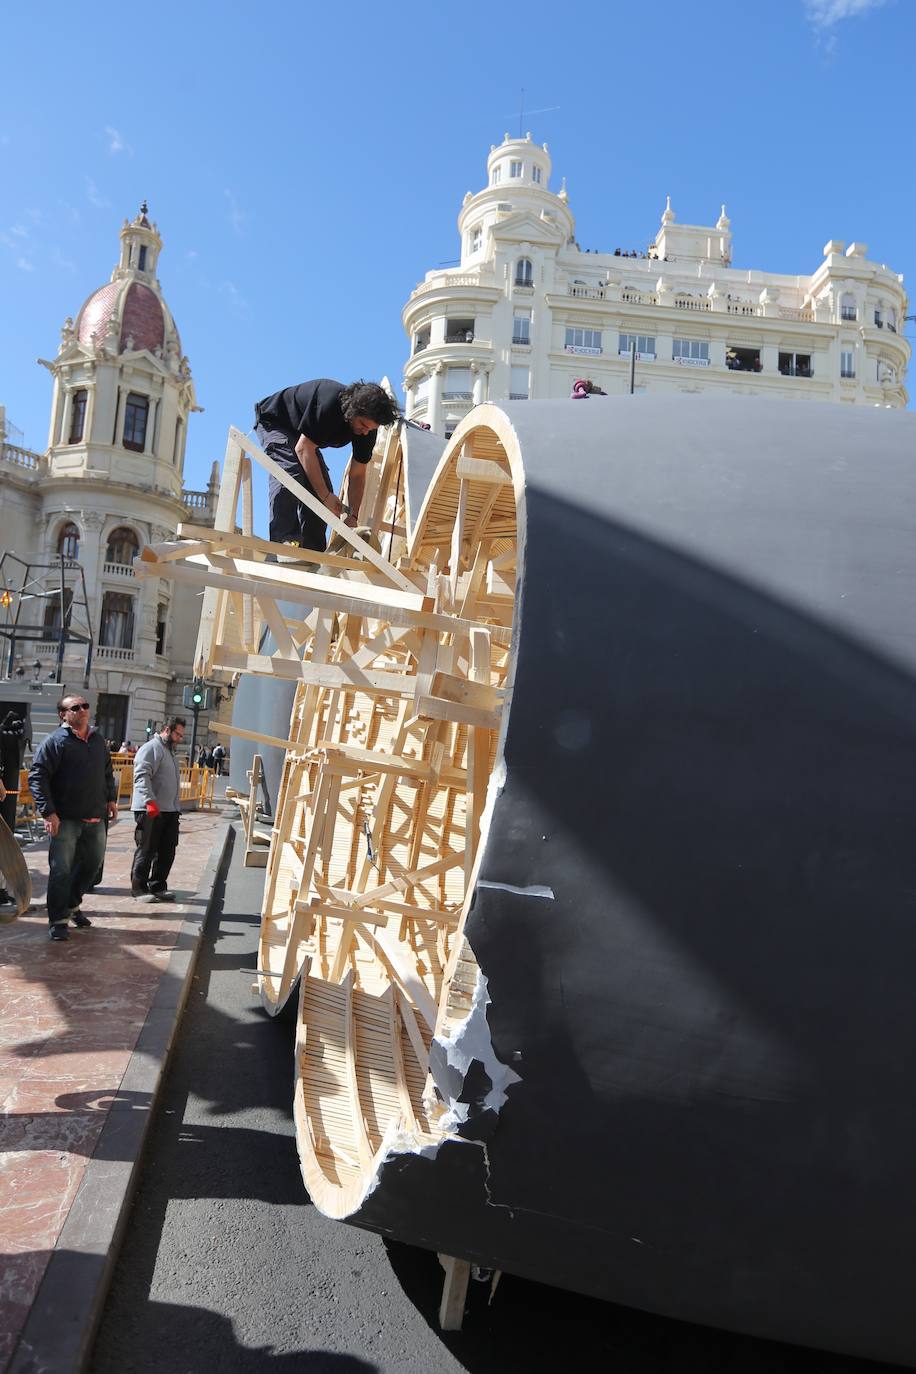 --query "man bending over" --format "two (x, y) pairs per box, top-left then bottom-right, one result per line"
(254, 379), (400, 551)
